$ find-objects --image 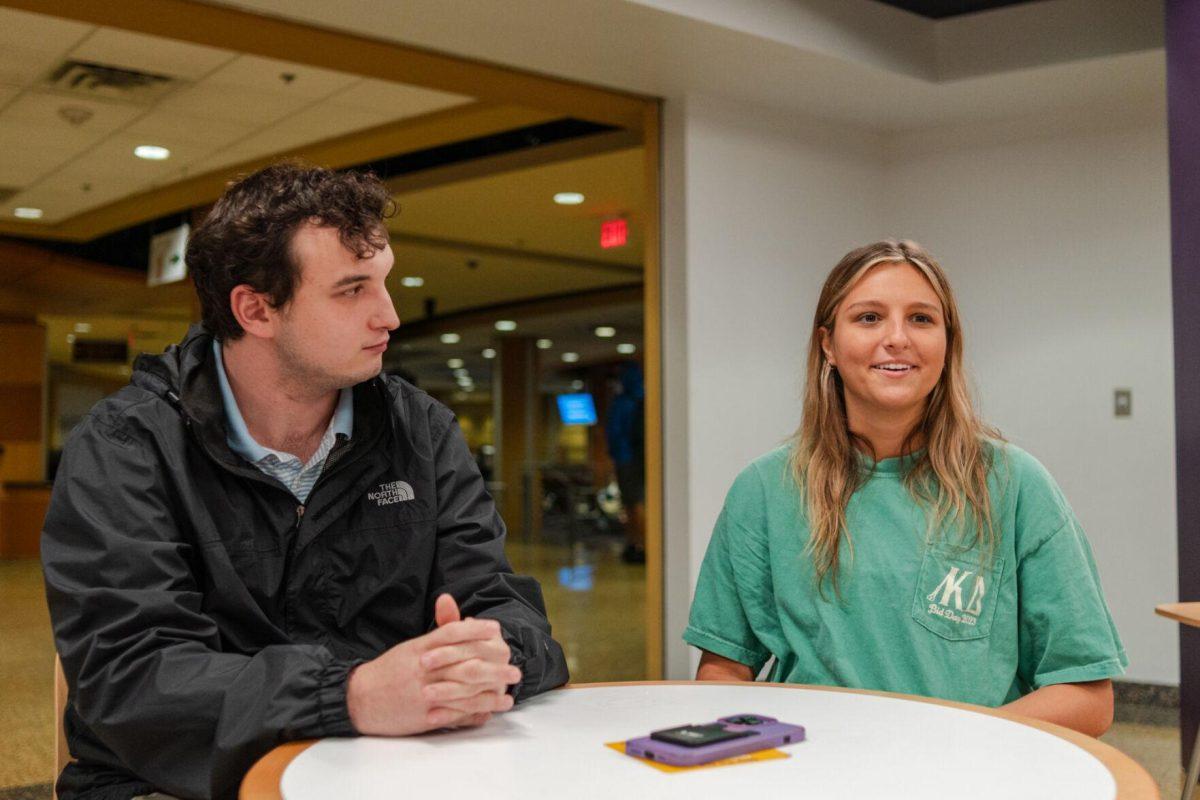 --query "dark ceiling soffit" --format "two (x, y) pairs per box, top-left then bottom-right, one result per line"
(870, 0), (1045, 19)
(390, 282), (644, 341)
